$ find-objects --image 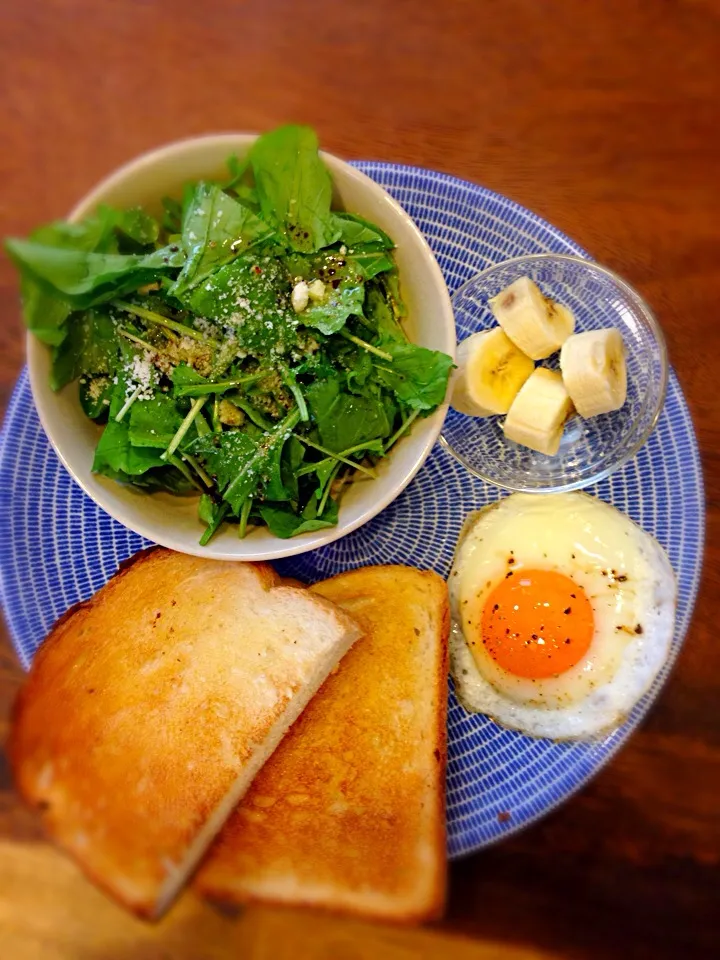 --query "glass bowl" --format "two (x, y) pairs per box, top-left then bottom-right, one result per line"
(440, 254), (668, 492)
